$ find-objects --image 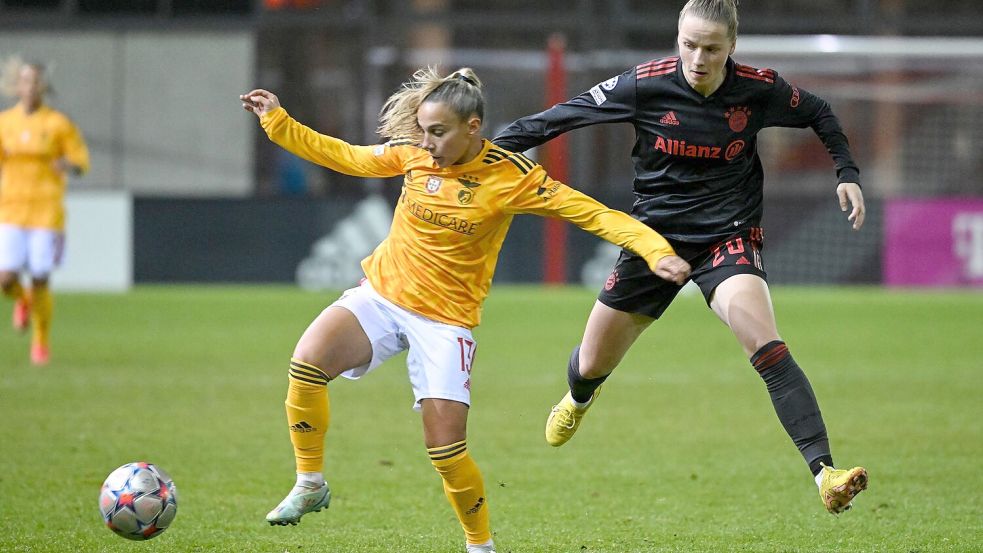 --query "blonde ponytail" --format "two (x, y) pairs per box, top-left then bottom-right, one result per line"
(377, 66), (484, 141)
